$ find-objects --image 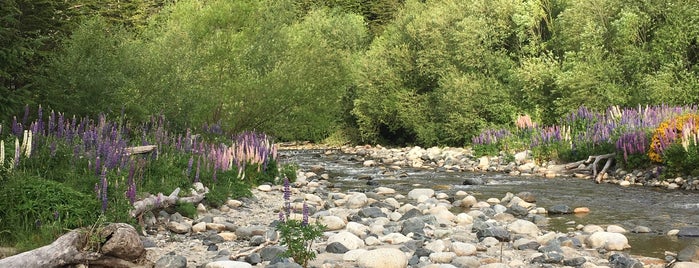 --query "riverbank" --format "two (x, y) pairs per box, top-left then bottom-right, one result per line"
(330, 144), (699, 191)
